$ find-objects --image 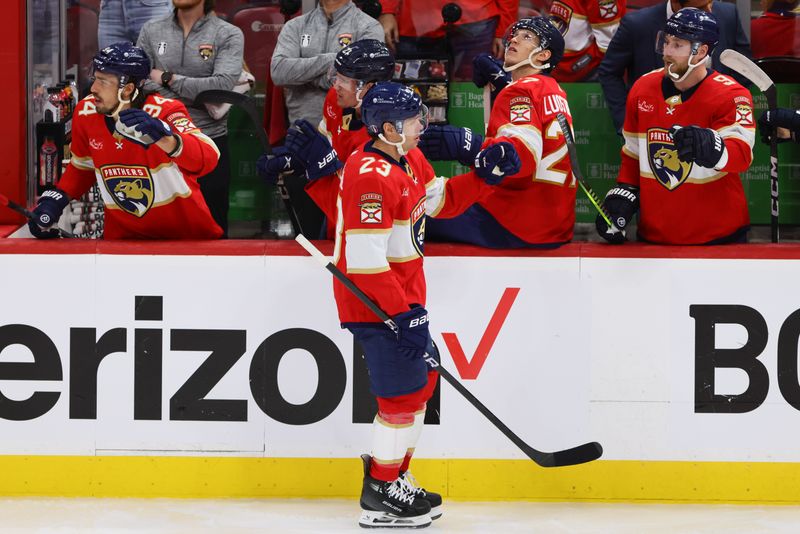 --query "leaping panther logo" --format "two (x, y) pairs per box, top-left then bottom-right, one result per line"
(647, 128), (692, 190)
(101, 166), (155, 217)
